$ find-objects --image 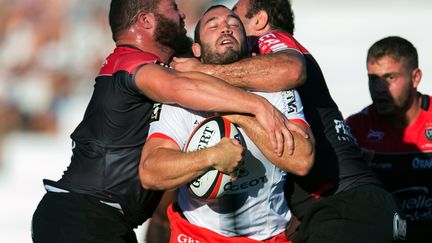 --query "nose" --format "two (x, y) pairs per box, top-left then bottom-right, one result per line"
(221, 23), (233, 35)
(369, 78), (388, 95)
